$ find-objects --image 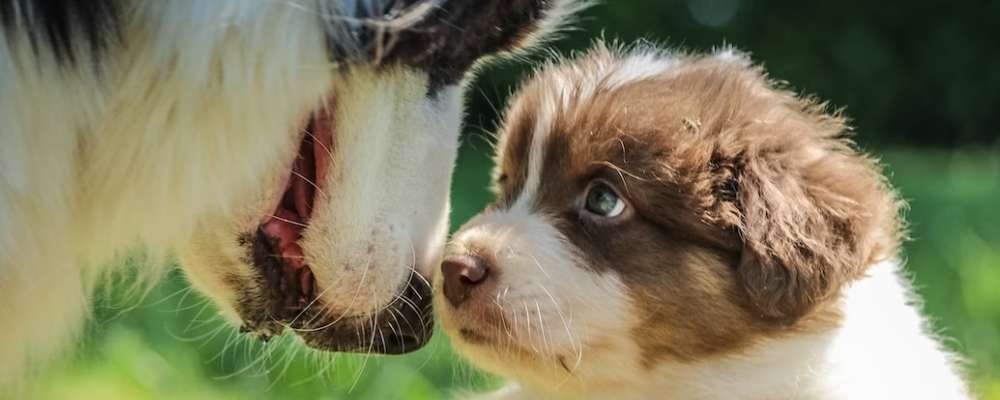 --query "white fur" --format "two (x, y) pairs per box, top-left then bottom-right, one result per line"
(439, 207), (638, 392)
(537, 44), (679, 113)
(442, 115), (644, 394)
(0, 0), (462, 388)
(602, 49), (681, 87)
(521, 94), (556, 203)
(302, 72), (459, 310)
(2, 2), (325, 383)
